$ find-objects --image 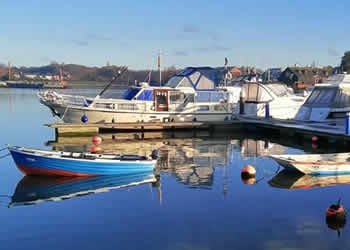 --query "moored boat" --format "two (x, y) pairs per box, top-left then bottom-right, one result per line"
(38, 67), (241, 123)
(8, 146), (158, 176)
(269, 152), (350, 175)
(234, 81), (305, 119)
